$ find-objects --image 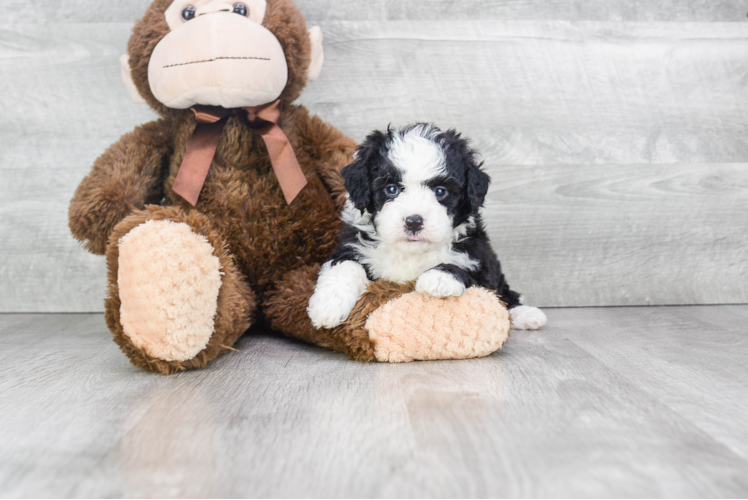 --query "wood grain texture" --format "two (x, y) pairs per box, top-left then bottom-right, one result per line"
(1, 20), (747, 311)
(1, 308), (747, 498)
(486, 163), (748, 307)
(0, 23), (157, 313)
(550, 307), (748, 459)
(4, 0), (748, 23)
(298, 1), (748, 22)
(307, 21), (748, 165)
